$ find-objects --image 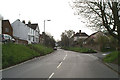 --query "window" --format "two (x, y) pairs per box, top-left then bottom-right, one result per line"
(28, 35), (30, 40)
(5, 28), (9, 33)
